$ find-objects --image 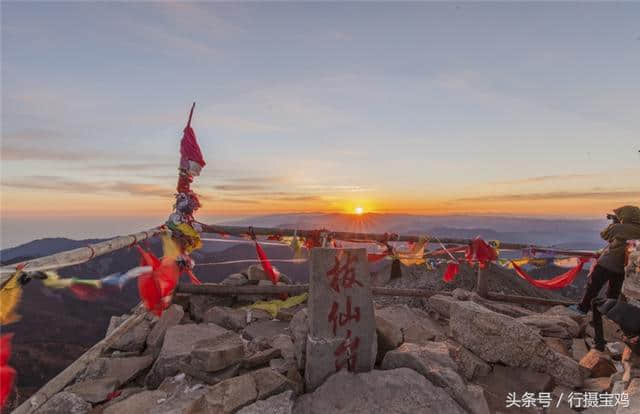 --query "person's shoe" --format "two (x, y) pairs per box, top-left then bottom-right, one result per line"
(567, 304), (587, 315)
